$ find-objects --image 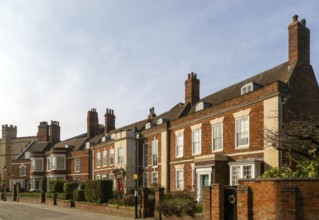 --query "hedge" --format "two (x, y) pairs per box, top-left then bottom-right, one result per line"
(84, 180), (113, 204)
(48, 180), (65, 193)
(73, 189), (85, 201)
